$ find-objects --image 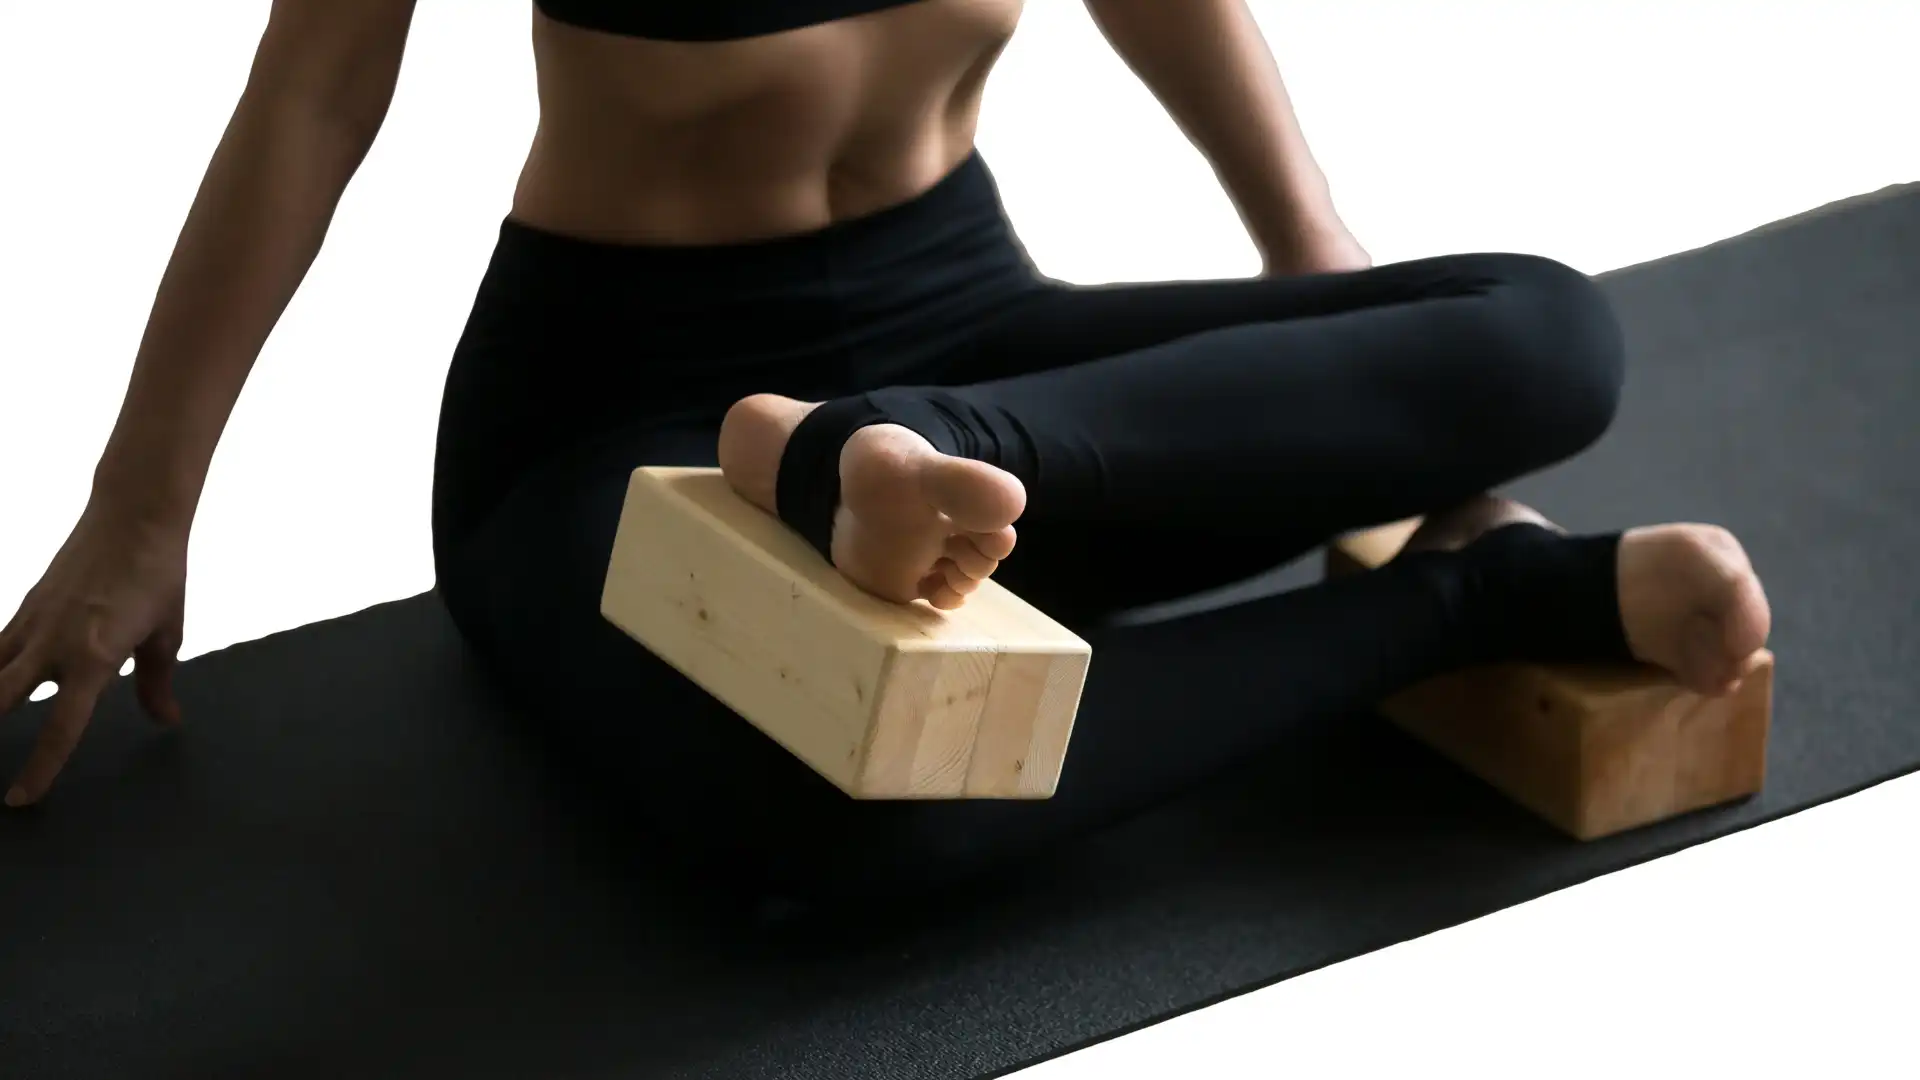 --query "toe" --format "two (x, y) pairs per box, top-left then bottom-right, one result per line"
(923, 580), (969, 609)
(938, 558), (983, 595)
(922, 458), (1026, 533)
(966, 526), (1017, 563)
(943, 535), (999, 580)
